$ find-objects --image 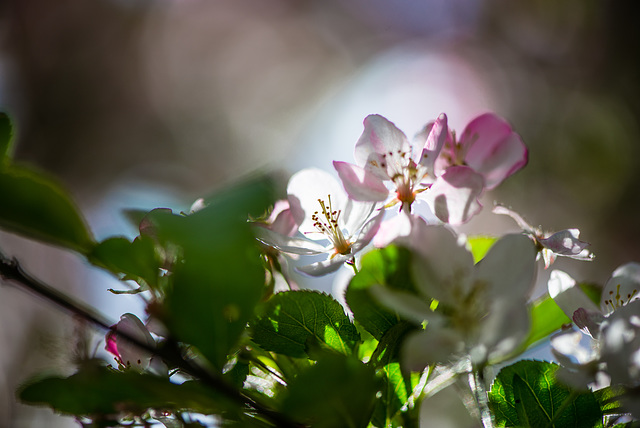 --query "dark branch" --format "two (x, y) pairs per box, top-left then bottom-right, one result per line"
(0, 252), (304, 428)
